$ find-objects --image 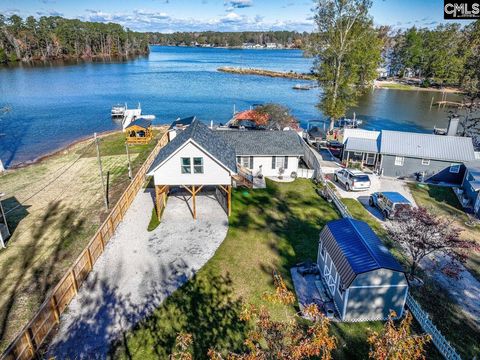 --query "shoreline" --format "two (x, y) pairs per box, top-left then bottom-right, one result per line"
(6, 126), (167, 171)
(374, 80), (463, 94)
(217, 66), (315, 80)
